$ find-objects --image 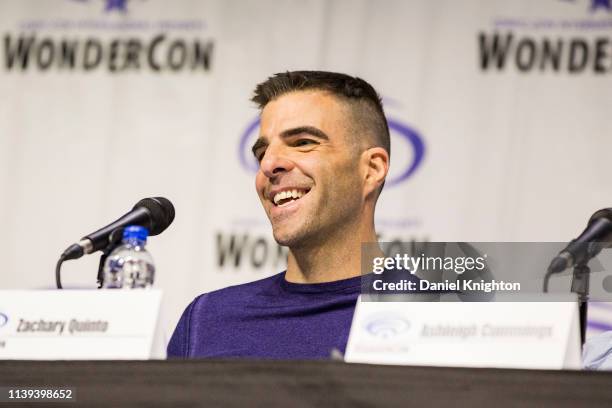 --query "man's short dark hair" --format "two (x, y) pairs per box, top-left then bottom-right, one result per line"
(251, 71), (391, 163)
